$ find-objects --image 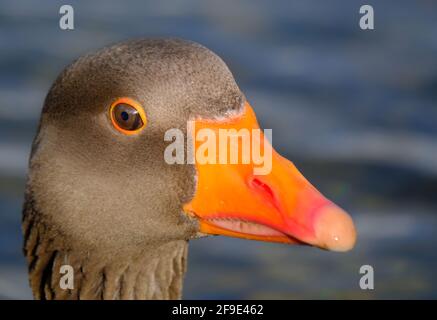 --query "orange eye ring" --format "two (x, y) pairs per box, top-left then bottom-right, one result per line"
(109, 98), (147, 135)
